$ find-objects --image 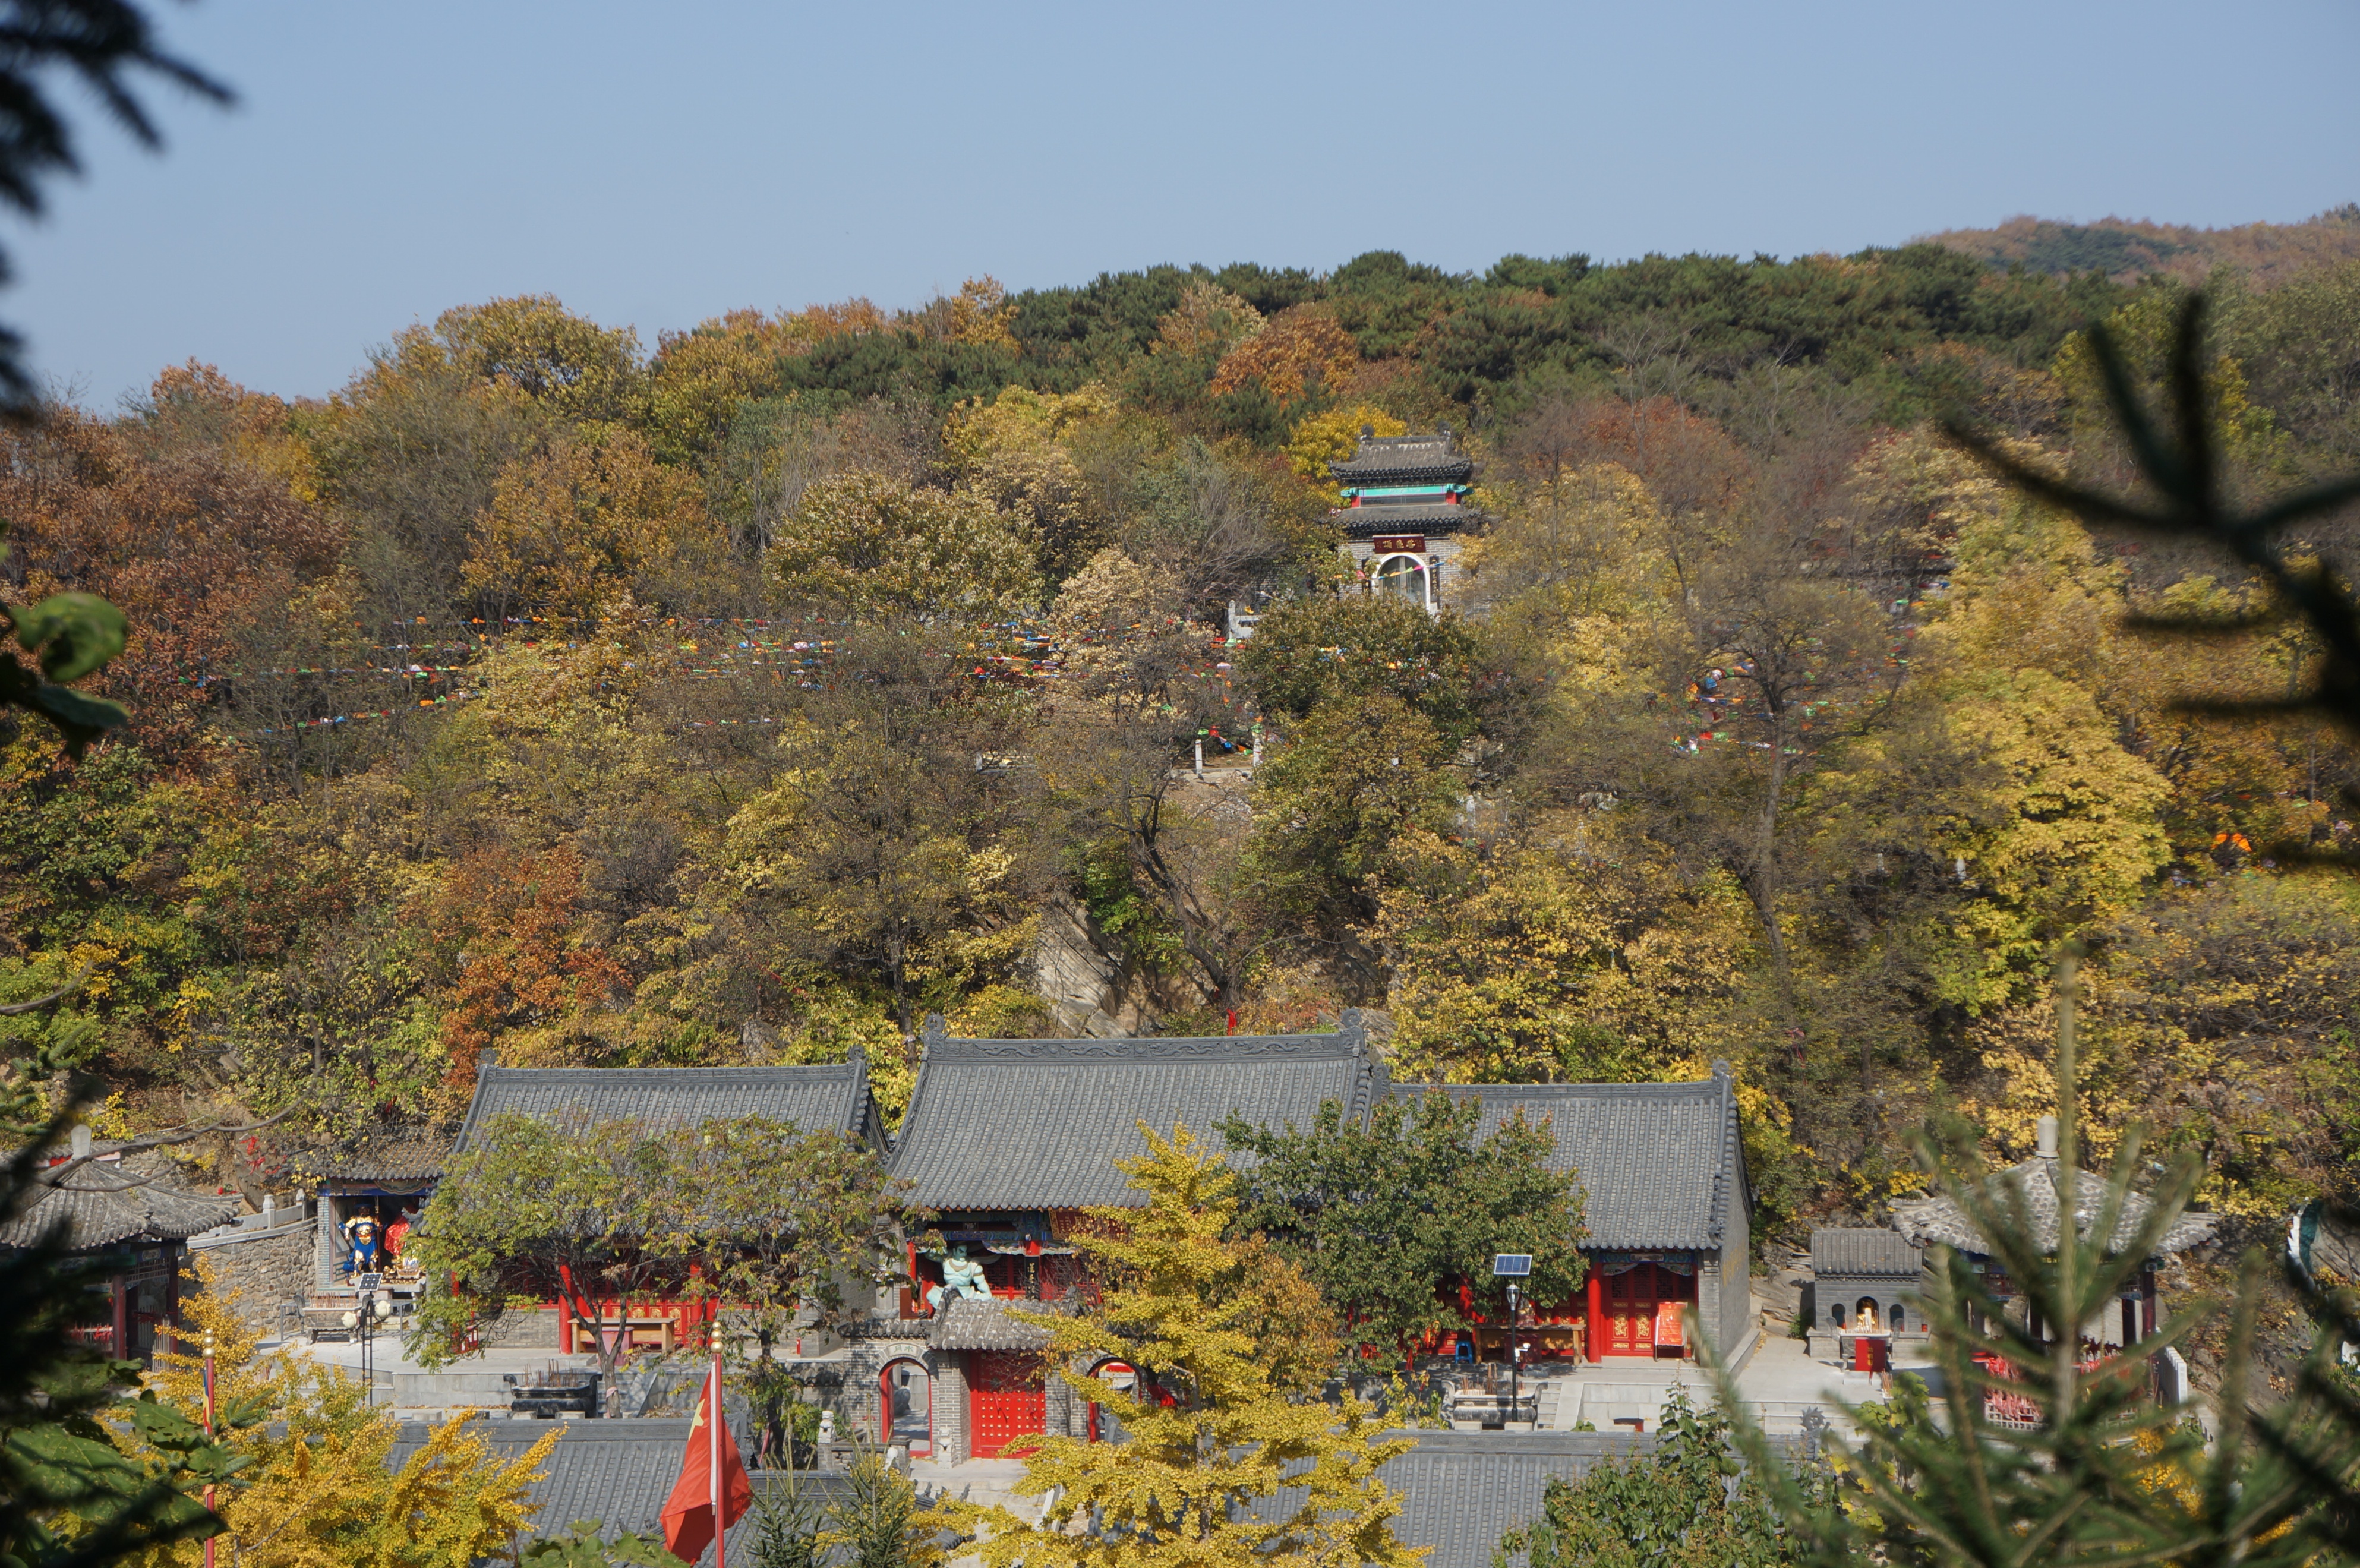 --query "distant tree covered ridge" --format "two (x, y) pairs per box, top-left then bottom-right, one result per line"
(1929, 204), (2360, 289)
(722, 242), (2135, 433)
(2, 224), (2357, 1347)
